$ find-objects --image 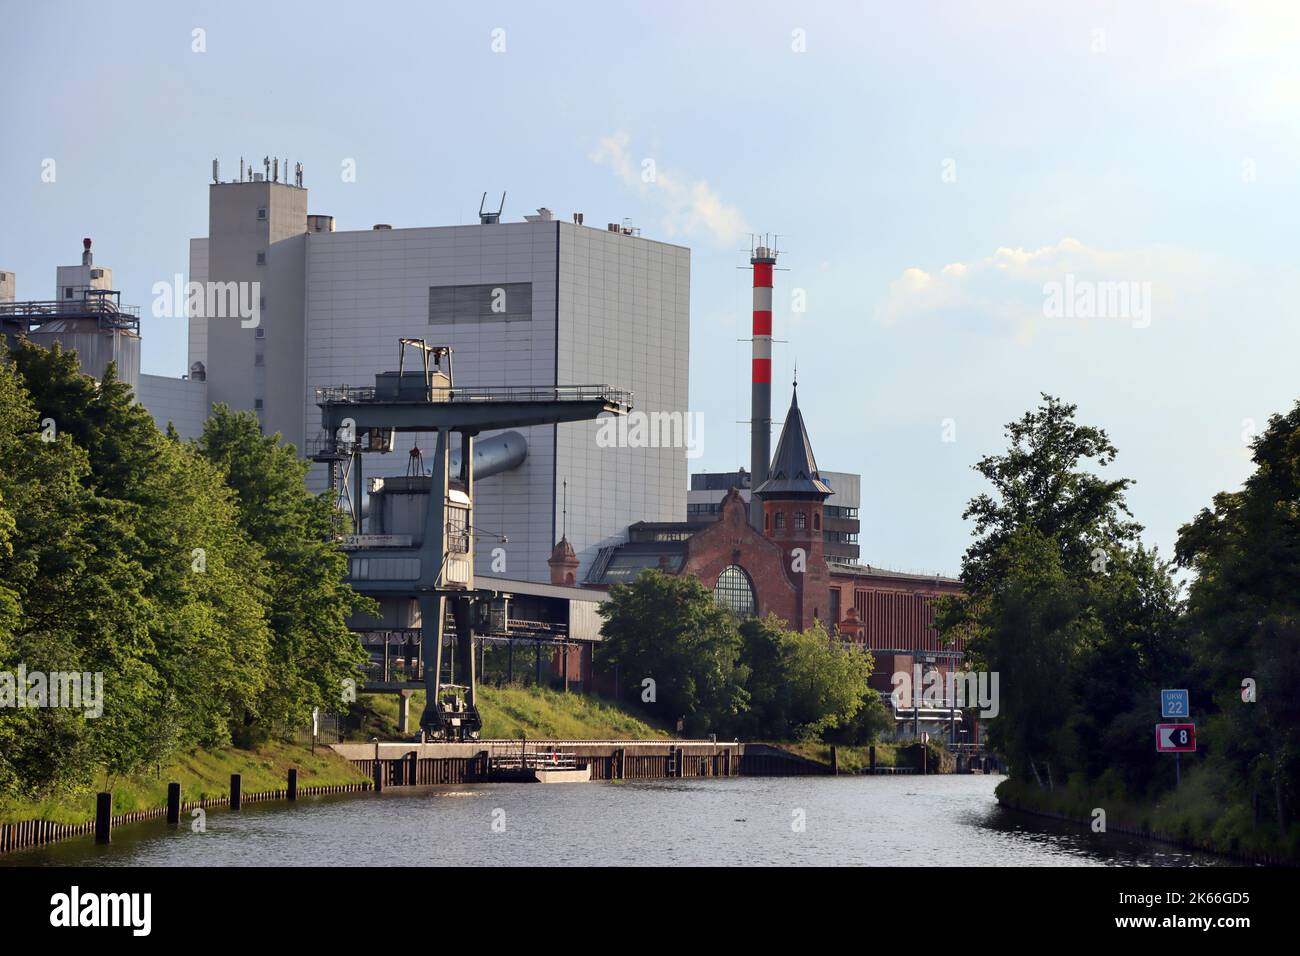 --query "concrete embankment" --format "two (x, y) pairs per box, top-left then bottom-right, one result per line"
(331, 739), (829, 785)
